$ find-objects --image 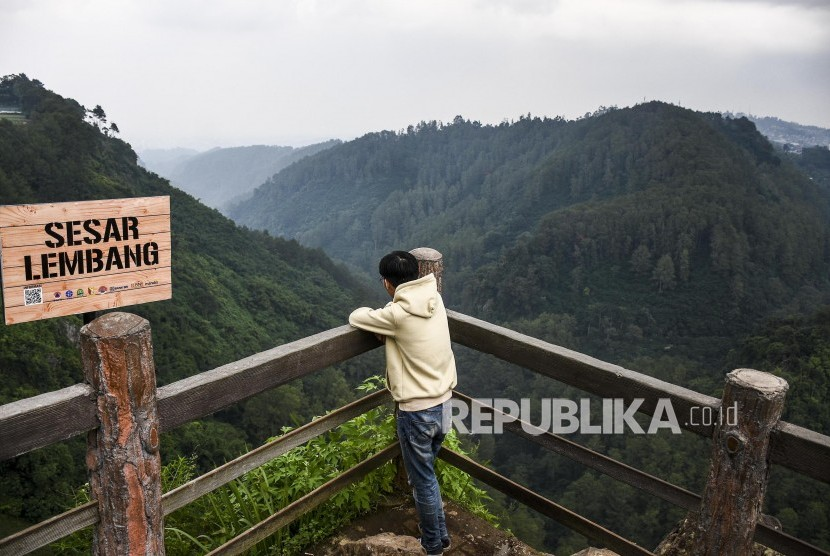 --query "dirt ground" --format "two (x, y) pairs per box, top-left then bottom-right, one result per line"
(306, 494), (552, 555)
